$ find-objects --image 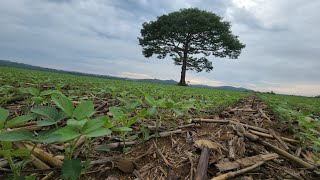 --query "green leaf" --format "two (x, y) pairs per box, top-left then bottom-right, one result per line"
(0, 130), (35, 142)
(109, 107), (124, 120)
(52, 94), (74, 117)
(1, 141), (12, 150)
(67, 119), (88, 130)
(61, 159), (82, 180)
(24, 175), (36, 180)
(37, 129), (62, 144)
(147, 107), (157, 116)
(83, 127), (111, 138)
(31, 106), (59, 120)
(117, 97), (128, 104)
(94, 145), (111, 152)
(12, 149), (31, 157)
(173, 109), (184, 116)
(82, 116), (107, 133)
(0, 107), (9, 129)
(27, 87), (40, 96)
(5, 114), (37, 128)
(36, 120), (58, 127)
(53, 126), (81, 142)
(112, 127), (132, 132)
(104, 118), (114, 129)
(0, 150), (10, 156)
(145, 95), (157, 106)
(73, 101), (94, 120)
(40, 90), (62, 96)
(31, 96), (44, 103)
